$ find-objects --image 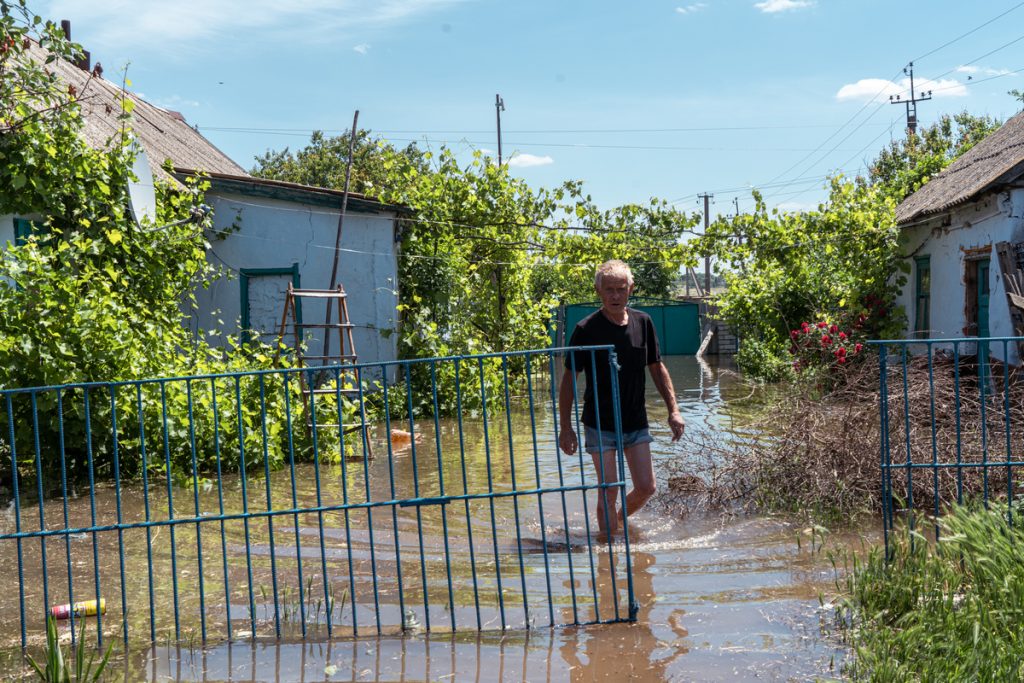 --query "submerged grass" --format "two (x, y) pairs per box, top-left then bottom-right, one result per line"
(835, 503), (1024, 681)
